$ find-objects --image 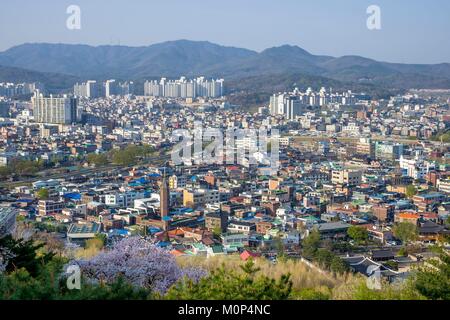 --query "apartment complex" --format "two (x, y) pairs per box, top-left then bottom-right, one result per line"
(32, 91), (77, 124)
(144, 77), (224, 98)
